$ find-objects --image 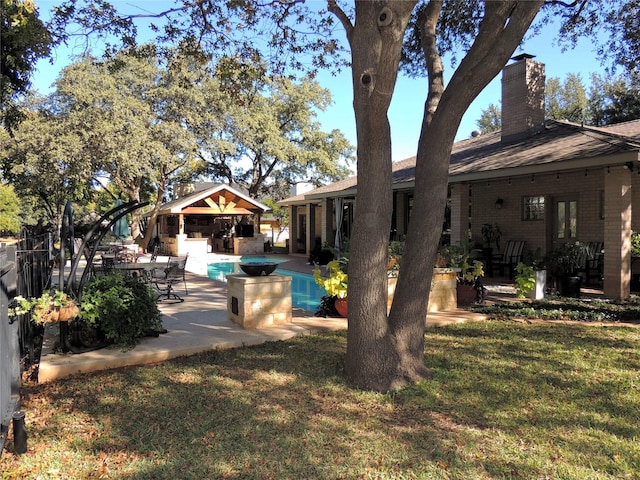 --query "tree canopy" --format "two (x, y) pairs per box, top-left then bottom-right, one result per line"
(0, 182), (21, 234)
(1, 0), (53, 132)
(2, 44), (353, 240)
